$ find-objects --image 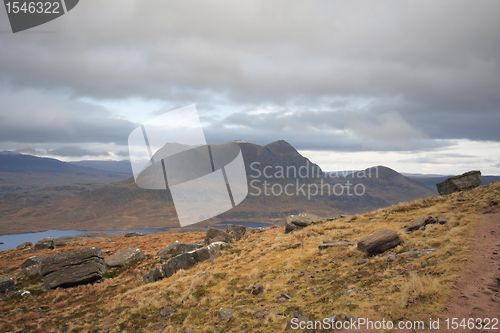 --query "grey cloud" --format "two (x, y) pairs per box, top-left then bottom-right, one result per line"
(0, 0), (499, 151)
(0, 88), (136, 145)
(48, 146), (109, 157)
